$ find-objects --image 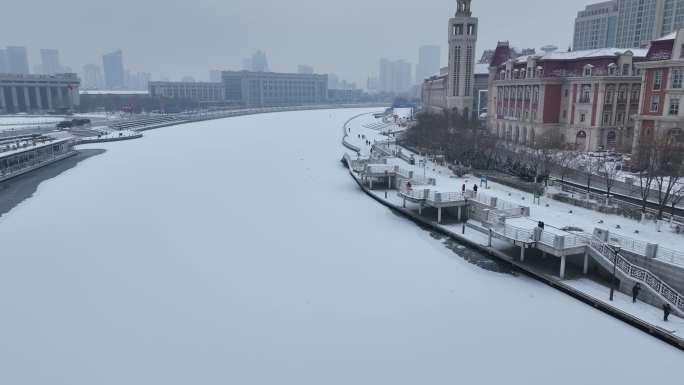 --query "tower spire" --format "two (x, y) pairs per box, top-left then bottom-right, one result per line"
(456, 0), (472, 17)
